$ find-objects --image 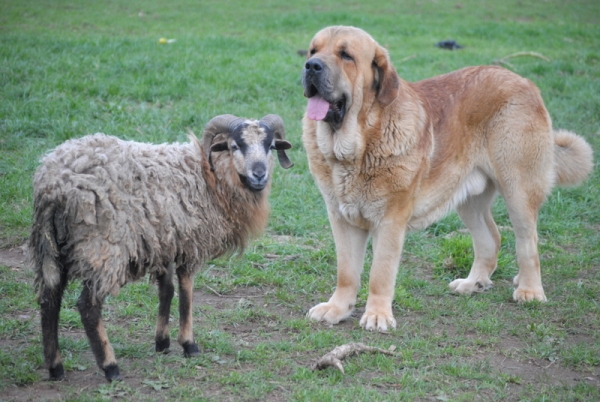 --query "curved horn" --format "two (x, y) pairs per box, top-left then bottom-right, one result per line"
(201, 114), (243, 171)
(260, 114), (294, 169)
